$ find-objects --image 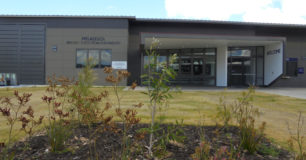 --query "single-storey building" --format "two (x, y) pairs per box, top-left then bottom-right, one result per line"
(0, 15), (305, 87)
